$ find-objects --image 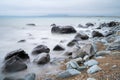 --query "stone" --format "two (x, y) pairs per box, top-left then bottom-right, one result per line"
(95, 51), (110, 57)
(72, 57), (83, 64)
(92, 31), (104, 37)
(4, 49), (29, 61)
(3, 77), (24, 80)
(78, 24), (88, 28)
(24, 73), (36, 80)
(57, 69), (80, 78)
(108, 21), (118, 27)
(107, 41), (120, 51)
(83, 55), (89, 61)
(51, 24), (76, 34)
(33, 53), (50, 64)
(27, 23), (36, 26)
(67, 39), (77, 47)
(86, 23), (94, 27)
(74, 33), (89, 40)
(84, 59), (99, 67)
(87, 78), (96, 80)
(87, 65), (101, 74)
(32, 45), (50, 54)
(3, 56), (27, 73)
(53, 45), (65, 51)
(18, 39), (26, 43)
